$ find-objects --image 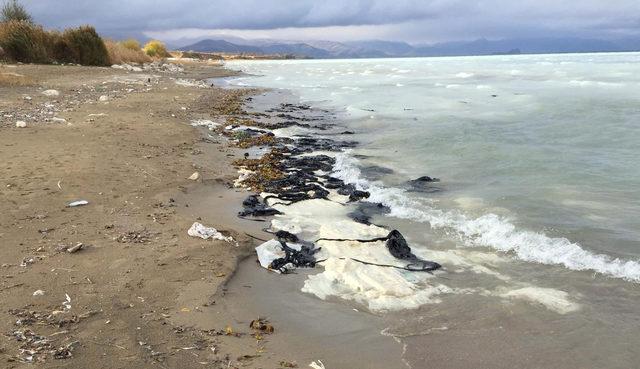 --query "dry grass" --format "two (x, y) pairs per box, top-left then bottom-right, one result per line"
(105, 40), (151, 64)
(0, 69), (32, 86)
